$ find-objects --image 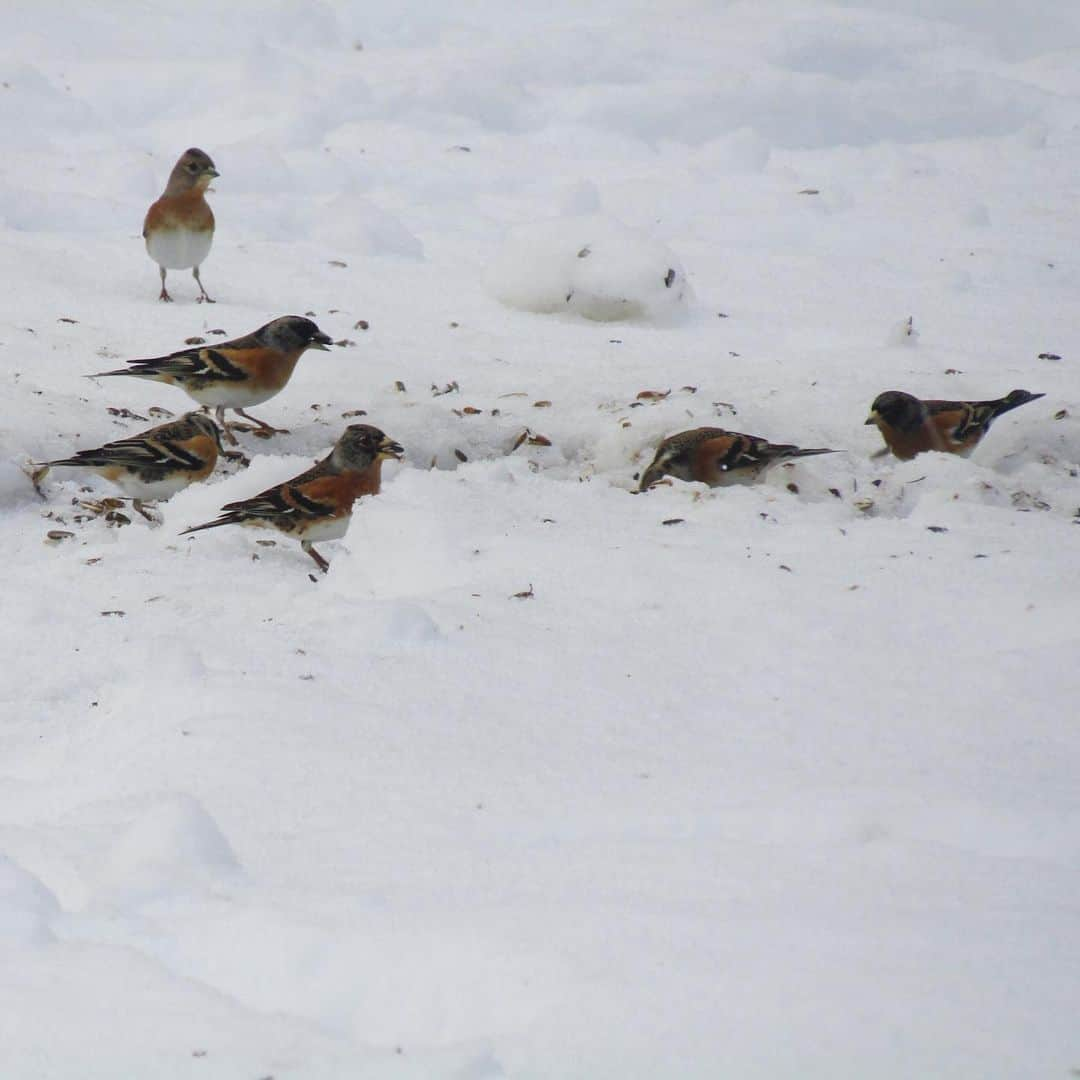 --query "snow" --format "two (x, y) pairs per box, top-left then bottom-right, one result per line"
(2, 1), (1080, 1077)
